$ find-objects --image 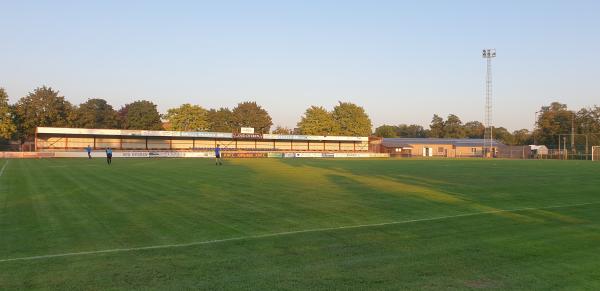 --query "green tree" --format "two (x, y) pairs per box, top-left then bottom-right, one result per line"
(534, 102), (574, 147)
(0, 88), (17, 140)
(463, 121), (485, 138)
(13, 86), (73, 143)
(397, 124), (427, 138)
(164, 103), (209, 131)
(512, 129), (533, 145)
(297, 106), (338, 135)
(331, 102), (372, 136)
(272, 126), (293, 134)
(374, 125), (399, 138)
(428, 114), (445, 138)
(71, 98), (119, 129)
(231, 101), (273, 133)
(443, 114), (466, 138)
(119, 100), (163, 130)
(493, 127), (514, 145)
(207, 108), (234, 132)
(576, 106), (600, 134)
